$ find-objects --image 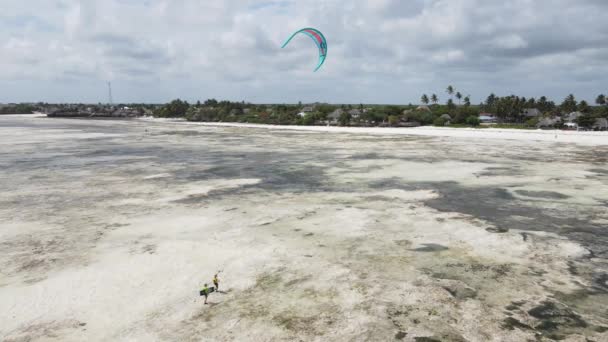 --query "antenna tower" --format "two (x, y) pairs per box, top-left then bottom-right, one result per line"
(108, 82), (113, 105)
